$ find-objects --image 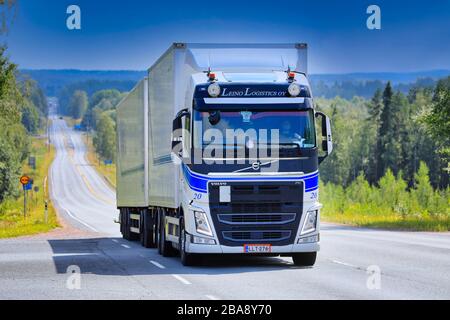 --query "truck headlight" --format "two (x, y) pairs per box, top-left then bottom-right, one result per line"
(301, 210), (317, 235)
(194, 211), (213, 236)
